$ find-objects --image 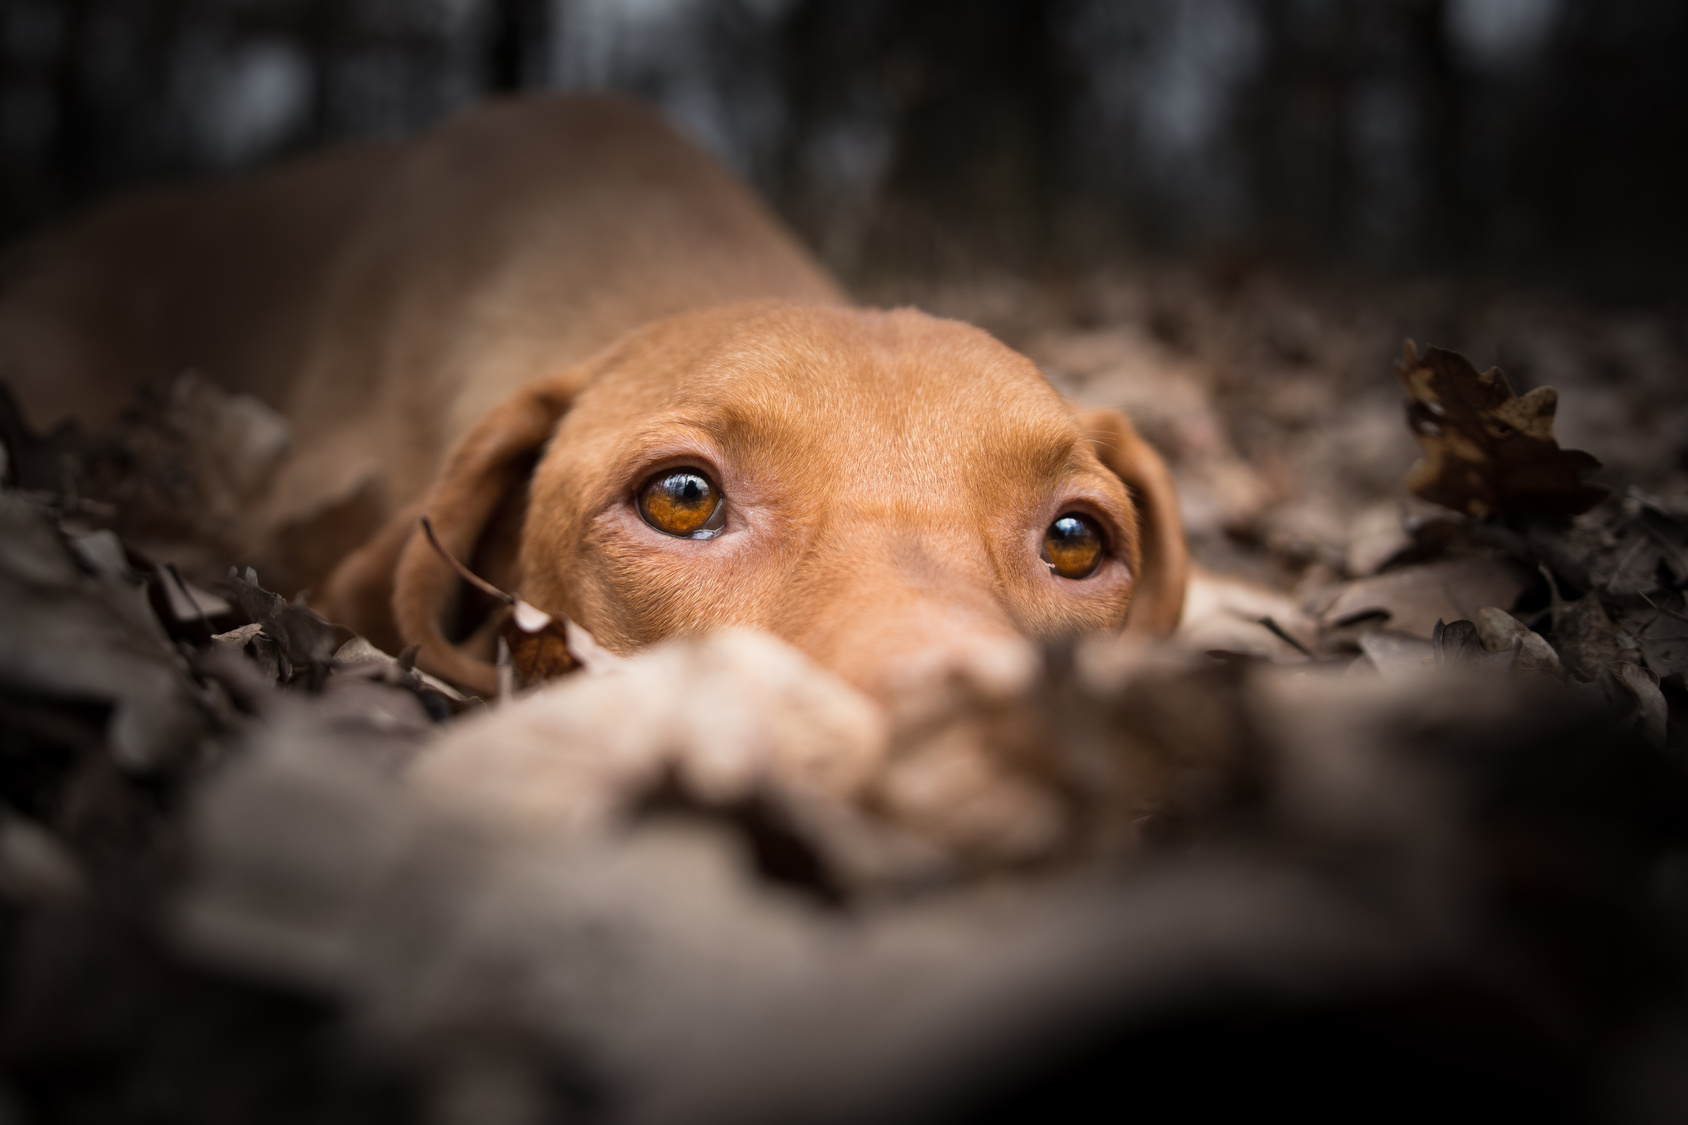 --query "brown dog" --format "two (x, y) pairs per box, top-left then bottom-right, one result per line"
(0, 95), (1186, 702)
